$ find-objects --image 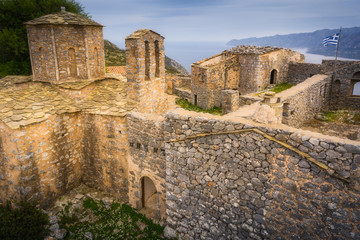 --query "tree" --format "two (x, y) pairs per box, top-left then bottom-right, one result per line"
(0, 0), (87, 77)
